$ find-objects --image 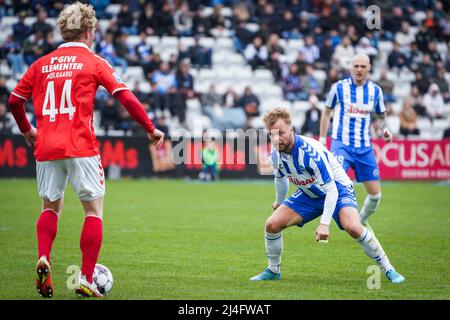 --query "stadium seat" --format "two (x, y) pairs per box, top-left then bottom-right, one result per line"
(161, 36), (178, 47)
(387, 116), (400, 135)
(254, 69), (273, 82)
(105, 4), (121, 16)
(199, 37), (215, 48)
